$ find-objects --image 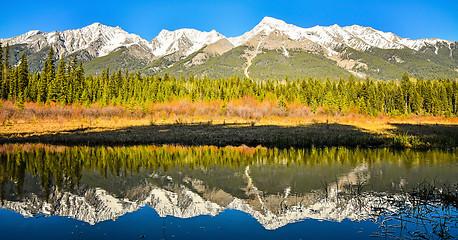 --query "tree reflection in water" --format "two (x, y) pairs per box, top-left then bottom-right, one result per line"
(0, 144), (456, 239)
